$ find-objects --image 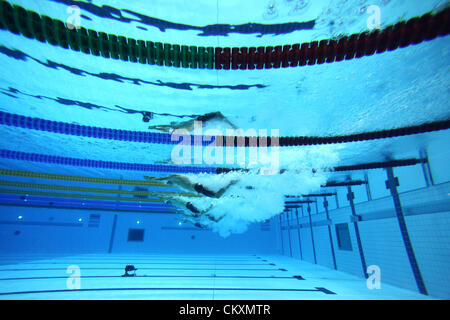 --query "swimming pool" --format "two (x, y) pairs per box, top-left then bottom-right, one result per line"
(0, 0), (449, 300)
